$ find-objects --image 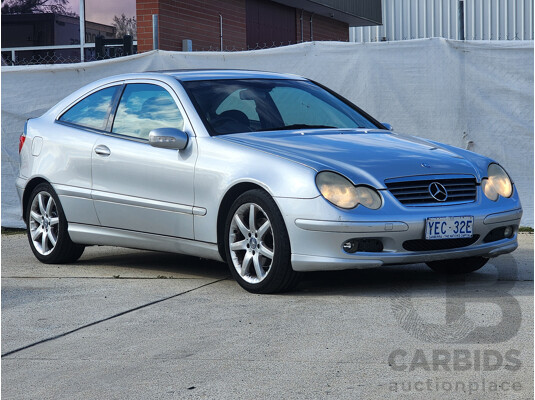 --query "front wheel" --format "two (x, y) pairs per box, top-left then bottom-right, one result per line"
(26, 183), (85, 264)
(224, 189), (300, 294)
(426, 256), (489, 274)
